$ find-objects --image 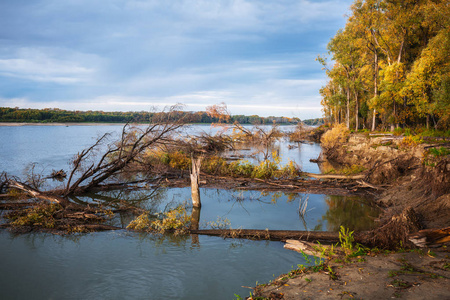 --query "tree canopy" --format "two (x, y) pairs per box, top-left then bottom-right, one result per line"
(319, 0), (450, 131)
